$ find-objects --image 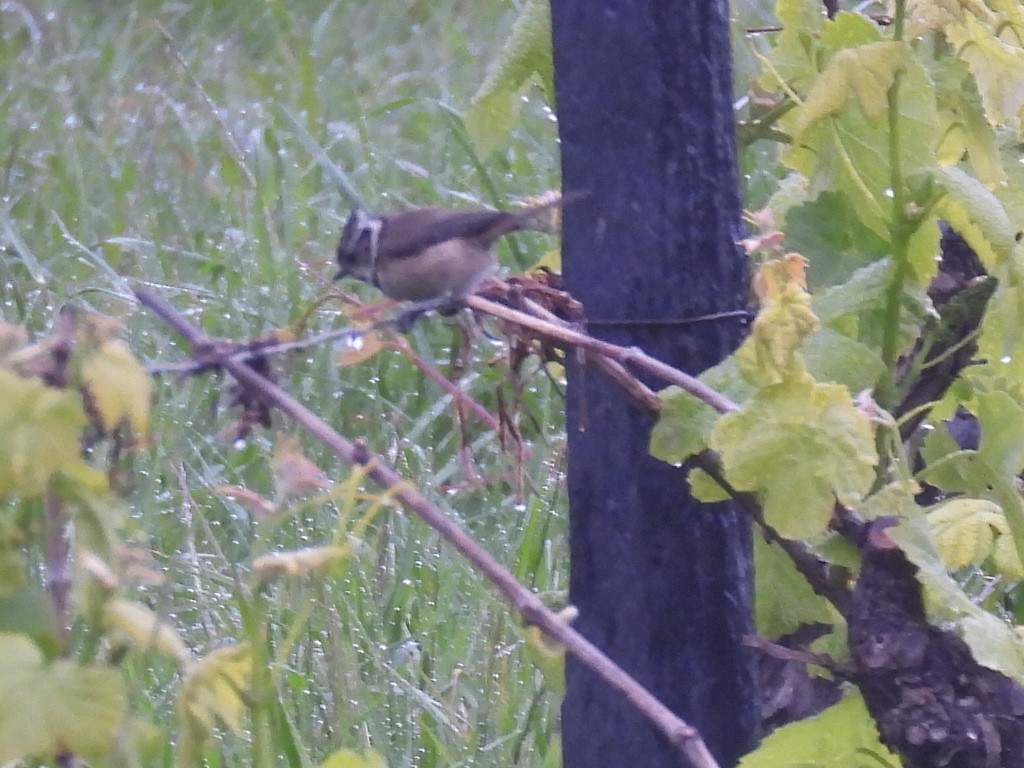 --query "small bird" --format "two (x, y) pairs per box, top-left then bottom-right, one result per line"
(334, 197), (563, 306)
